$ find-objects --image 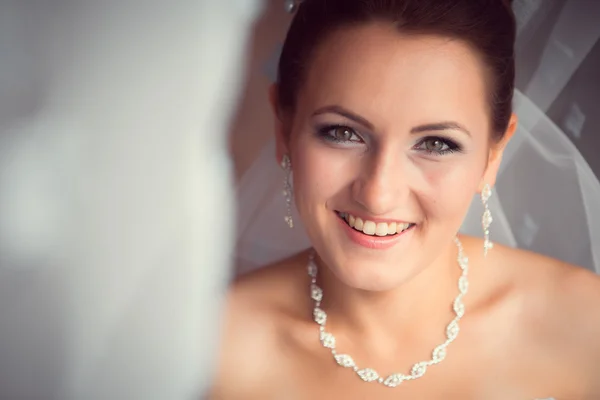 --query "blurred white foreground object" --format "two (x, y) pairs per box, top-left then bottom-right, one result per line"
(0, 1), (261, 399)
